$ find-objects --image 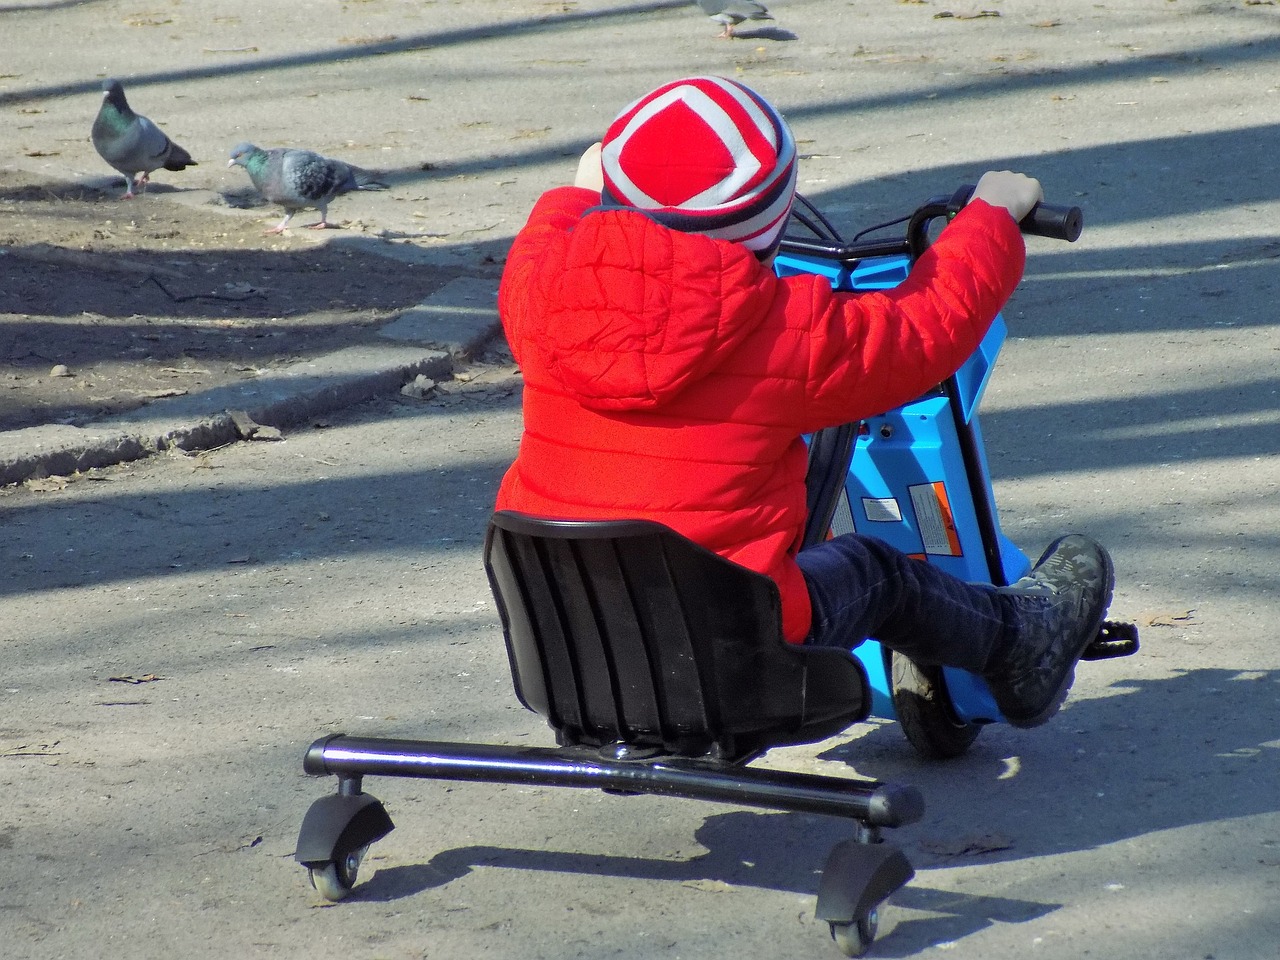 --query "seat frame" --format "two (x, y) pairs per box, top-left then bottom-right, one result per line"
(295, 512), (926, 955)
